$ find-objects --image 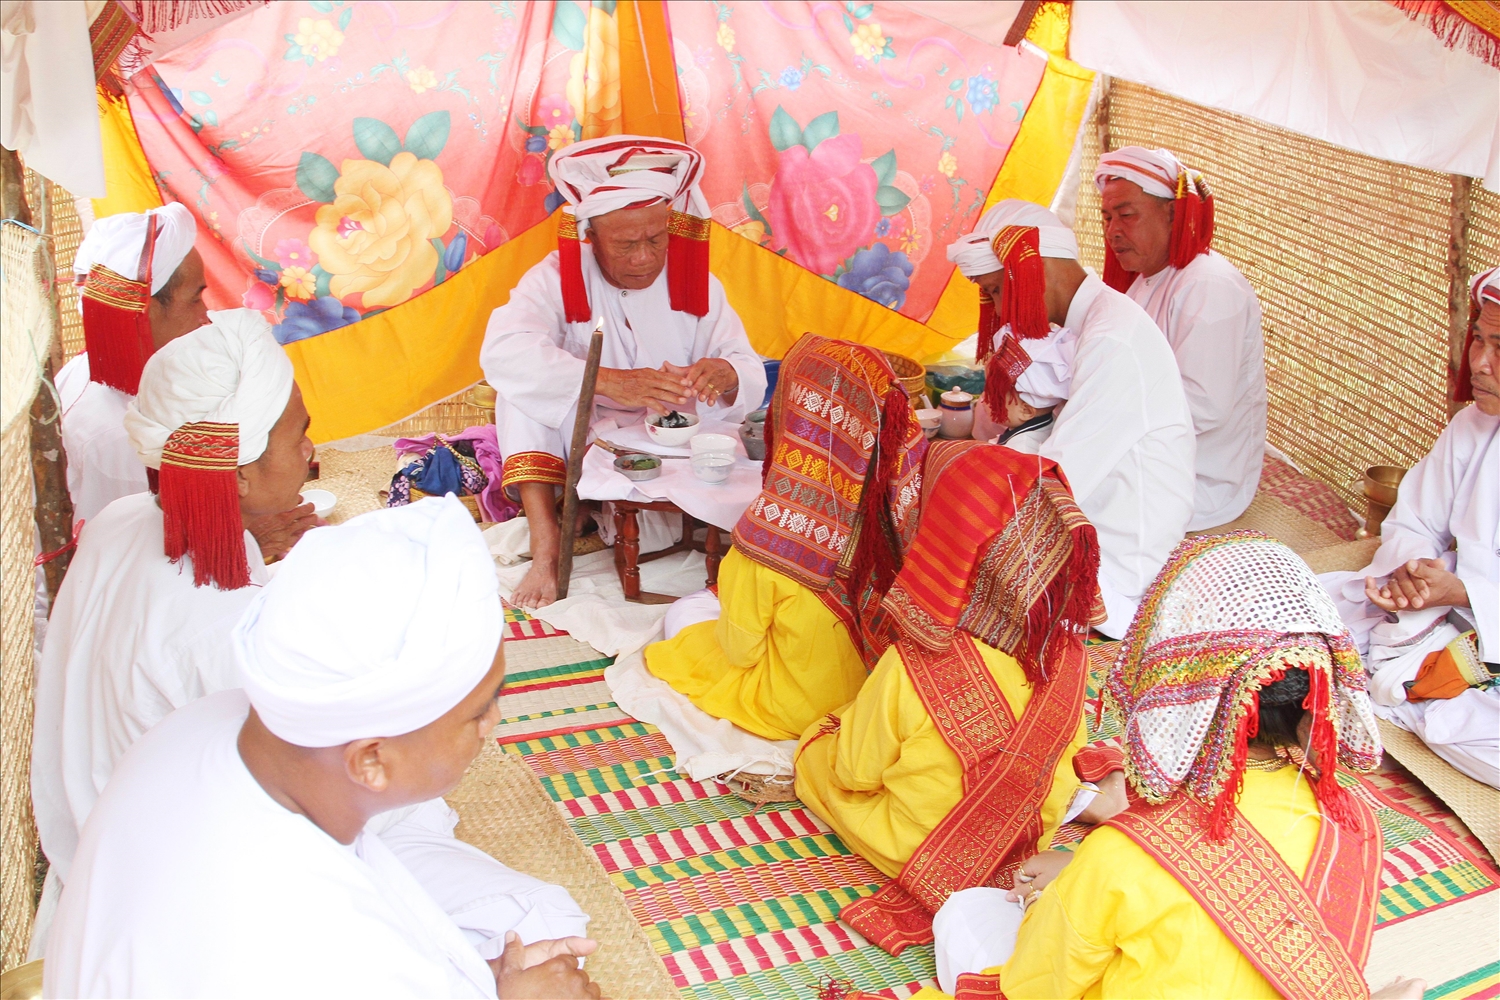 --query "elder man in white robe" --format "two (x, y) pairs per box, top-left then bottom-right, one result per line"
(1321, 267), (1500, 787)
(481, 136), (764, 608)
(58, 203), (207, 523)
(31, 312), (581, 960)
(1094, 147), (1267, 530)
(46, 498), (600, 999)
(947, 200), (1195, 638)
